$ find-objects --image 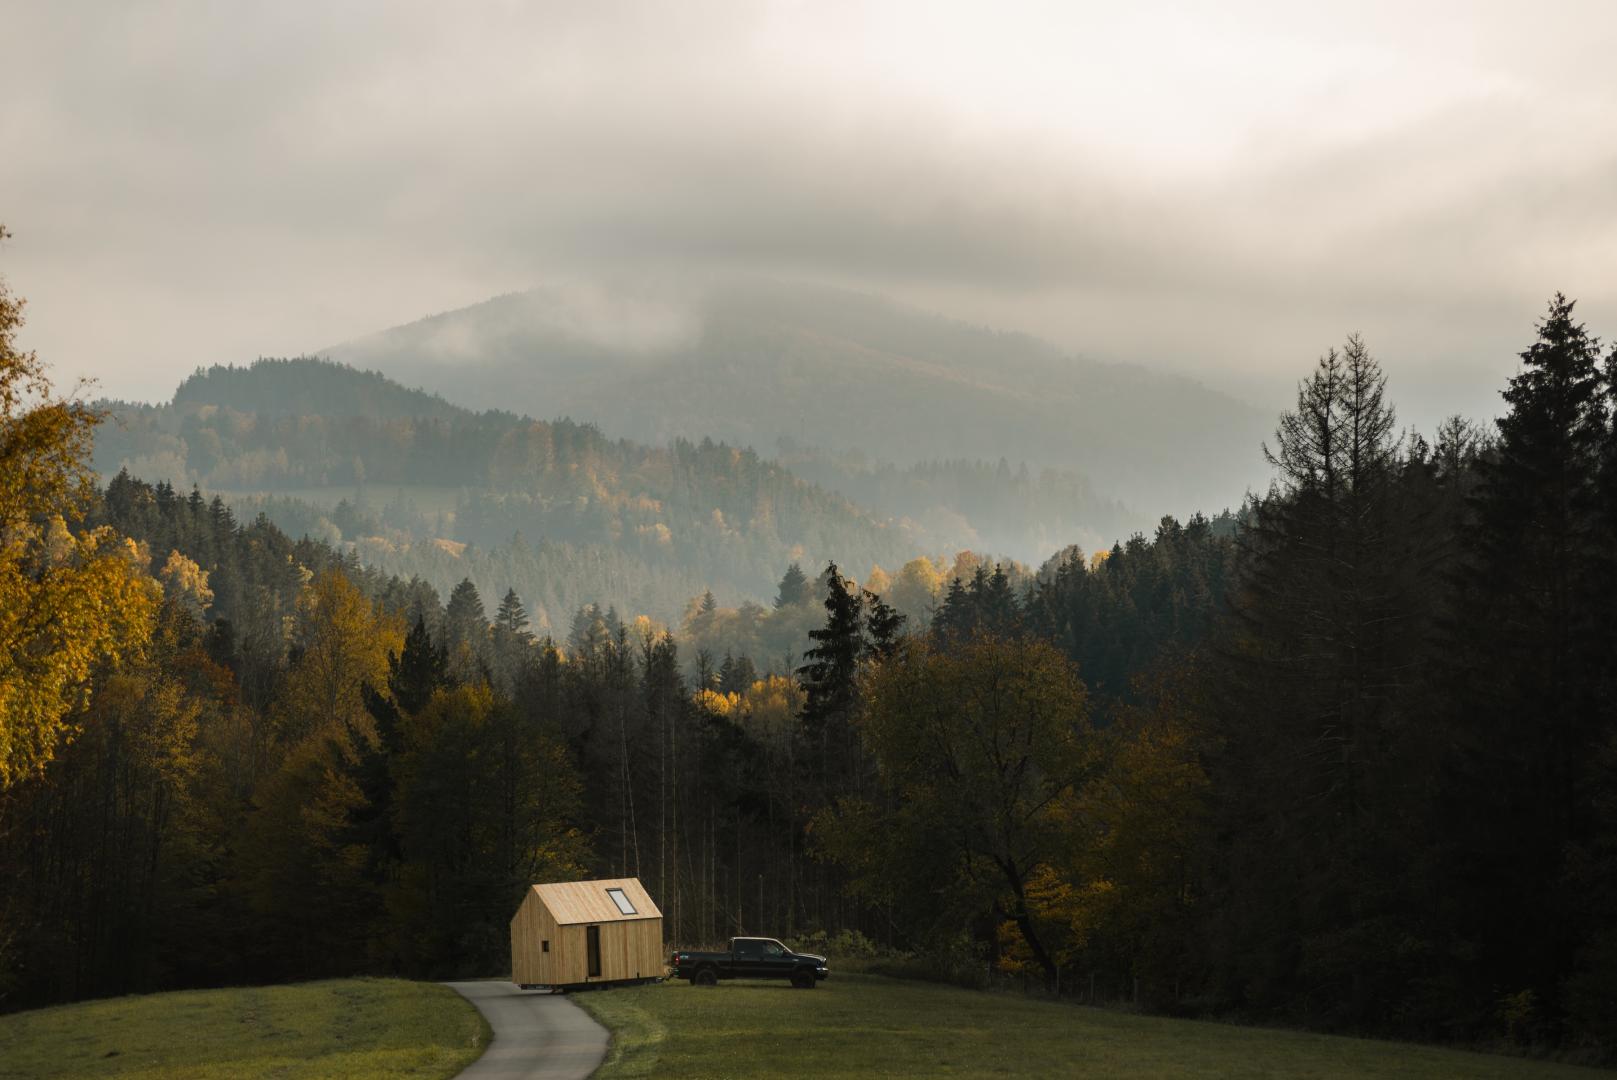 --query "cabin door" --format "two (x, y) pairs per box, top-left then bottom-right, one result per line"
(586, 925), (602, 978)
